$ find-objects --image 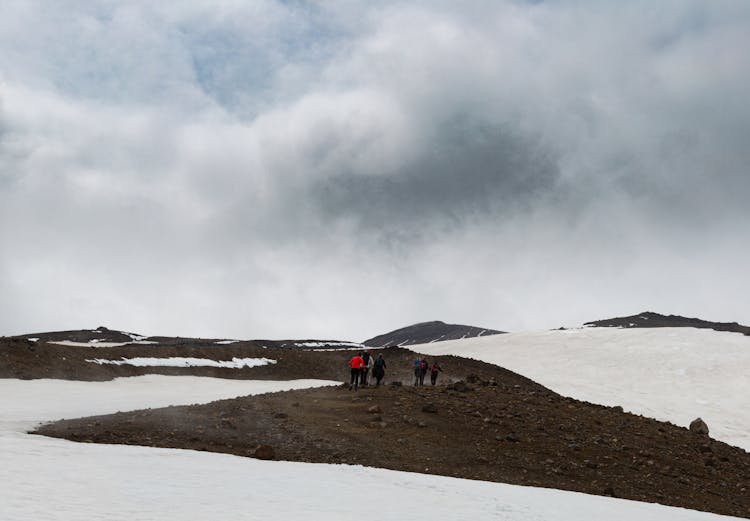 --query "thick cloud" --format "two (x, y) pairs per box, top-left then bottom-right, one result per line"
(1, 1), (749, 339)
